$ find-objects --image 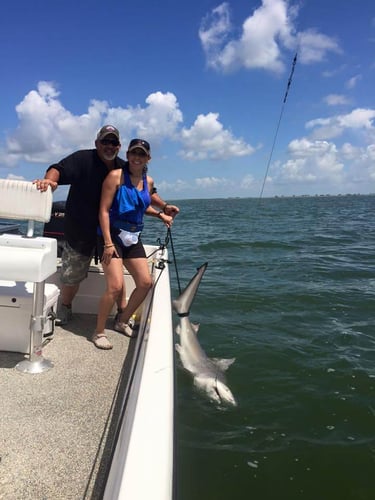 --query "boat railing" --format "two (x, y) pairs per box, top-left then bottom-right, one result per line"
(102, 245), (175, 500)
